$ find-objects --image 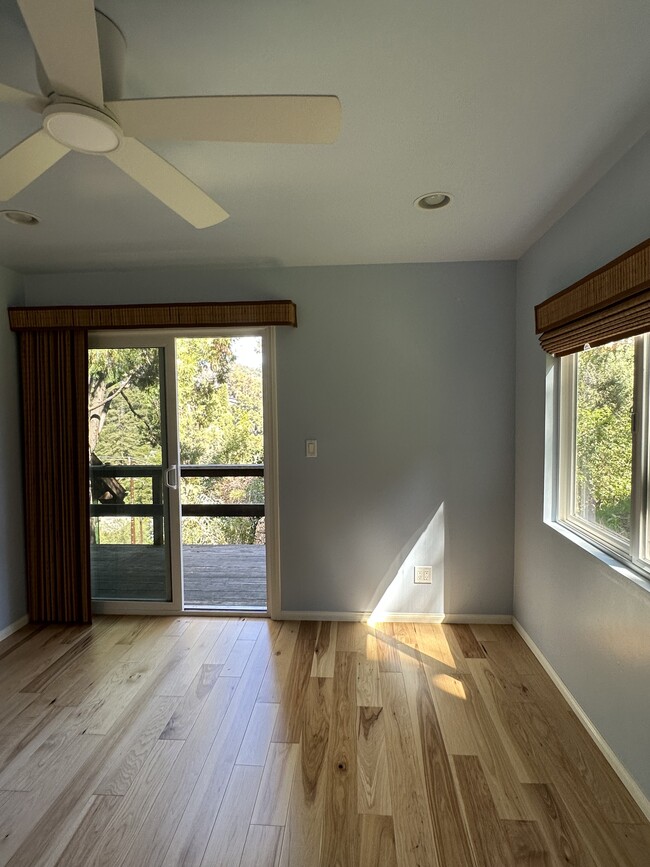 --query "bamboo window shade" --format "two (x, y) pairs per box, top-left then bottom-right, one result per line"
(8, 299), (297, 624)
(535, 237), (650, 356)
